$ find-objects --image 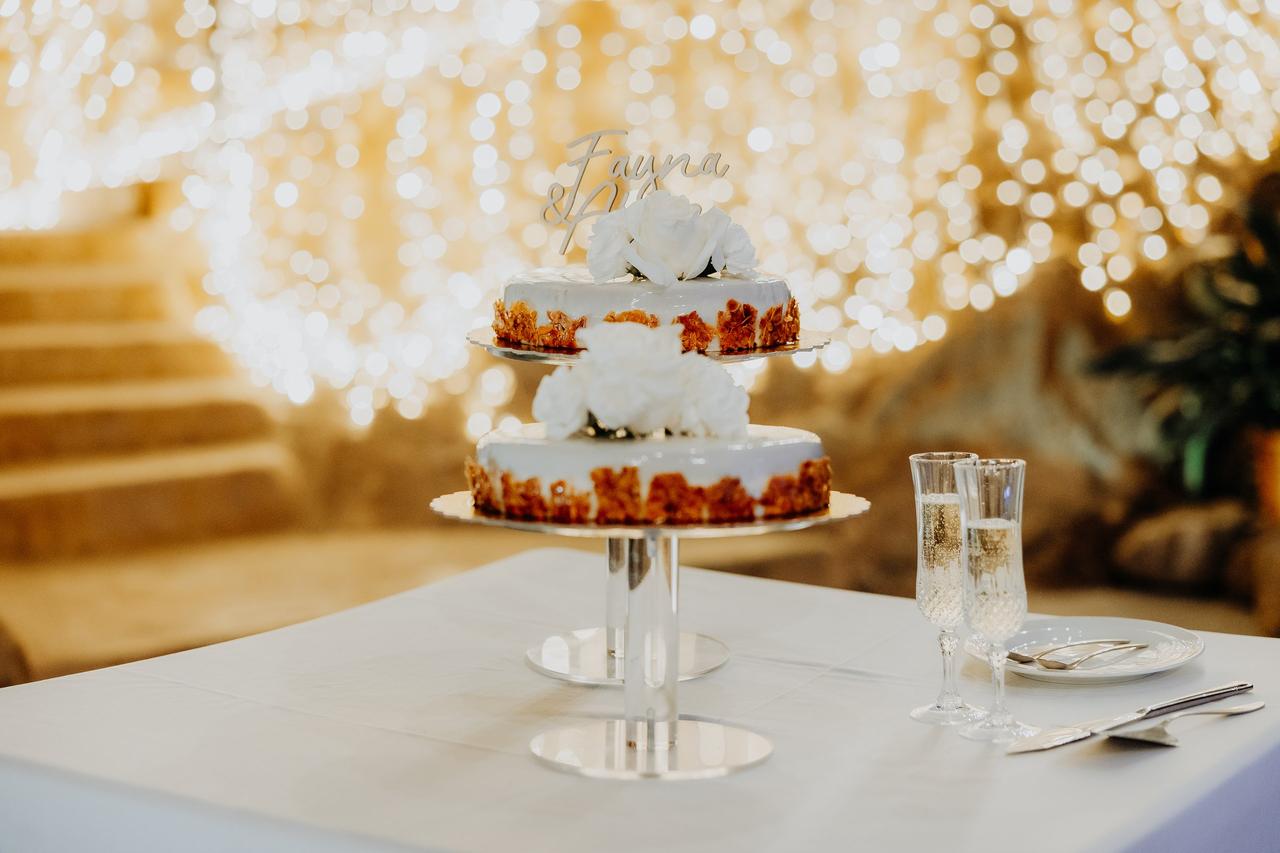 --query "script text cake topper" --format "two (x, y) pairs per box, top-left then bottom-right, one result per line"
(541, 128), (730, 254)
